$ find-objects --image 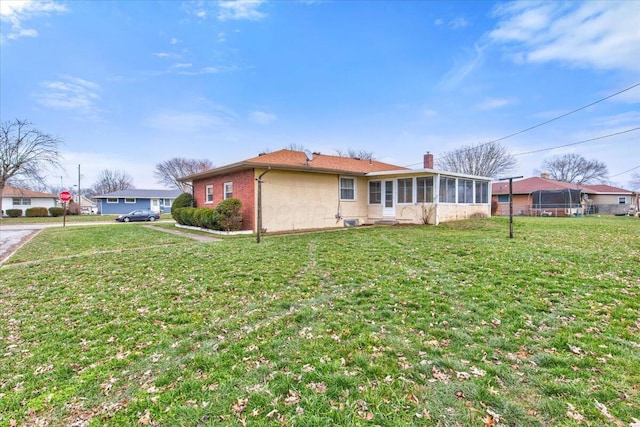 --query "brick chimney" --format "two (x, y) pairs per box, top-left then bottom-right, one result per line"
(423, 152), (434, 169)
(540, 172), (550, 179)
